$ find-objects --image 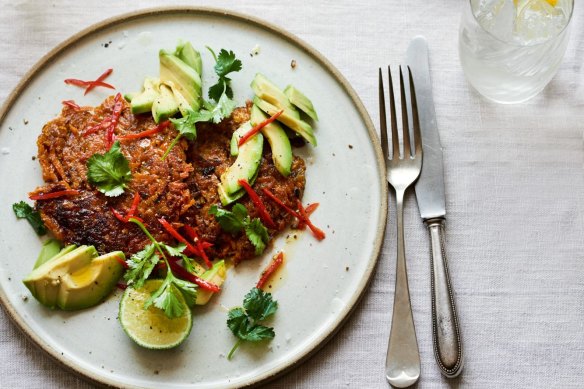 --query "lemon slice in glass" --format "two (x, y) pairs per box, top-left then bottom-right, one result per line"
(514, 0), (564, 43)
(119, 280), (193, 349)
